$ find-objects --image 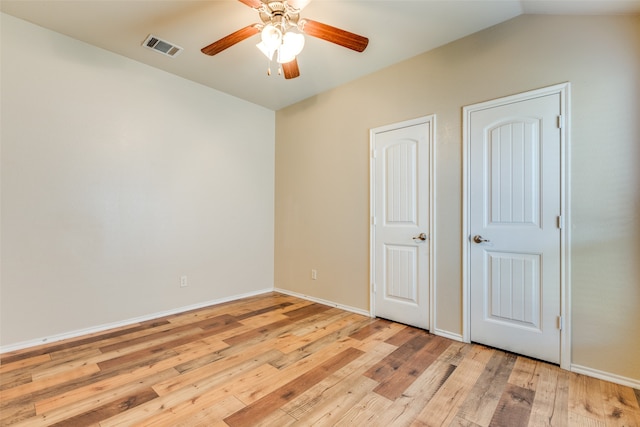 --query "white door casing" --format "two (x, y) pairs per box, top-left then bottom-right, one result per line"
(370, 116), (434, 330)
(463, 83), (570, 368)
